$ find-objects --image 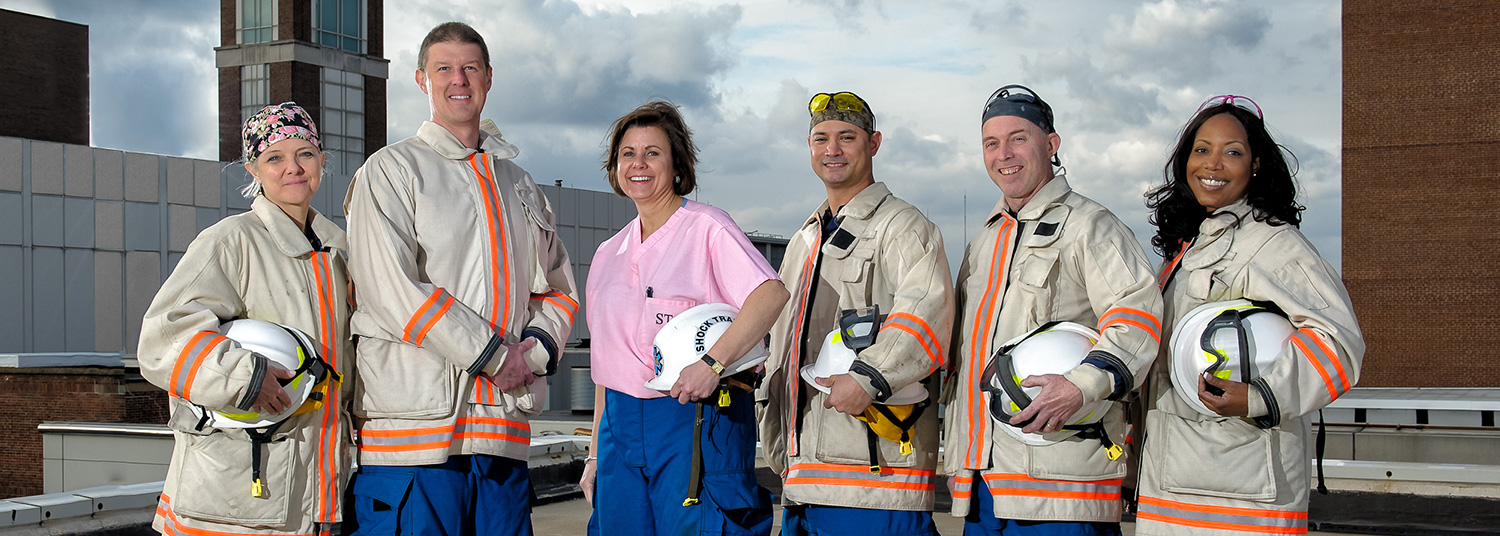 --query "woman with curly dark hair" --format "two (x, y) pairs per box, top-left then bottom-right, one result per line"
(1134, 96), (1365, 536)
